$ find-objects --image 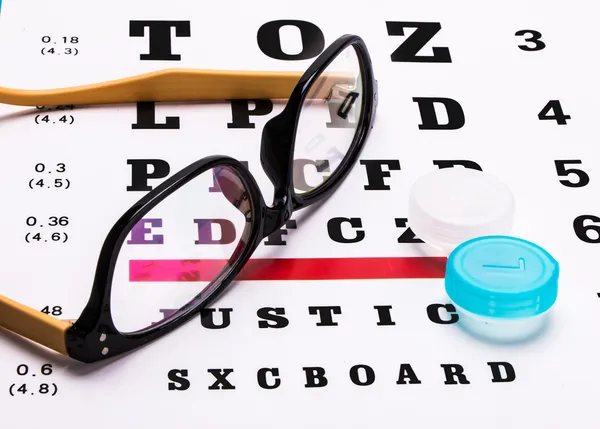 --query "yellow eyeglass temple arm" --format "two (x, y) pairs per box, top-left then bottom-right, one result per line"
(0, 294), (71, 355)
(0, 68), (352, 107)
